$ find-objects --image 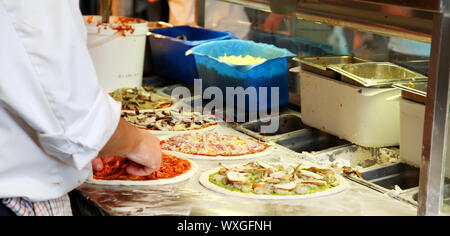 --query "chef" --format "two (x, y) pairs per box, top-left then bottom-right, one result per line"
(0, 0), (162, 216)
